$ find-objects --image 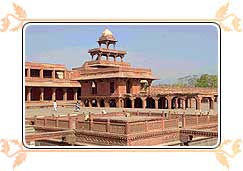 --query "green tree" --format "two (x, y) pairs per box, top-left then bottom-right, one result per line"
(195, 74), (218, 88)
